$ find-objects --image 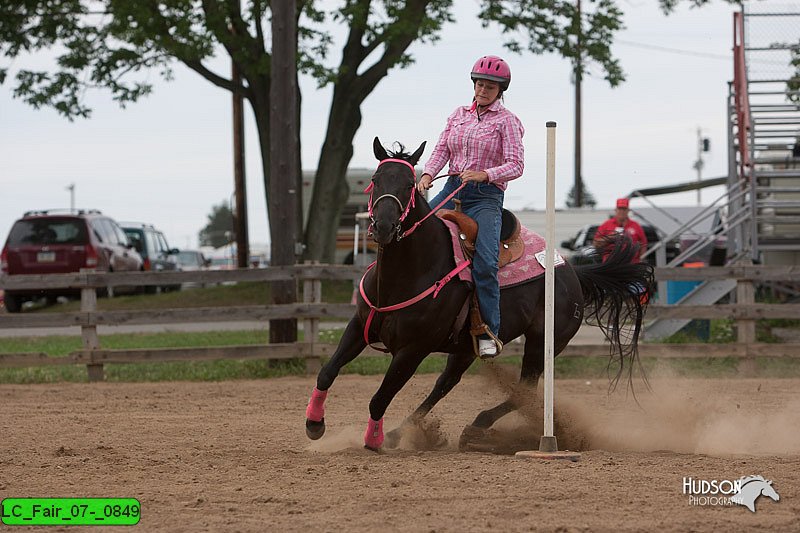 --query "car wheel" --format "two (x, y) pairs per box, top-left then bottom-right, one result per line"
(3, 294), (22, 313)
